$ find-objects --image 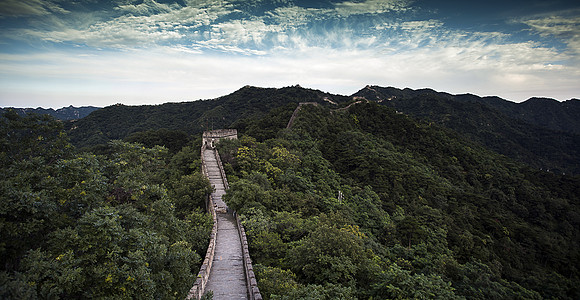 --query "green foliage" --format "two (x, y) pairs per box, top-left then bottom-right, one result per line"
(7, 86), (579, 299)
(0, 113), (213, 299)
(254, 264), (299, 300)
(124, 128), (190, 153)
(201, 290), (214, 300)
(286, 224), (375, 286)
(215, 102), (580, 299)
(356, 86), (580, 174)
(223, 179), (268, 212)
(169, 145), (202, 176)
(0, 110), (71, 164)
(171, 173), (212, 218)
(270, 283), (356, 300)
(371, 264), (461, 299)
